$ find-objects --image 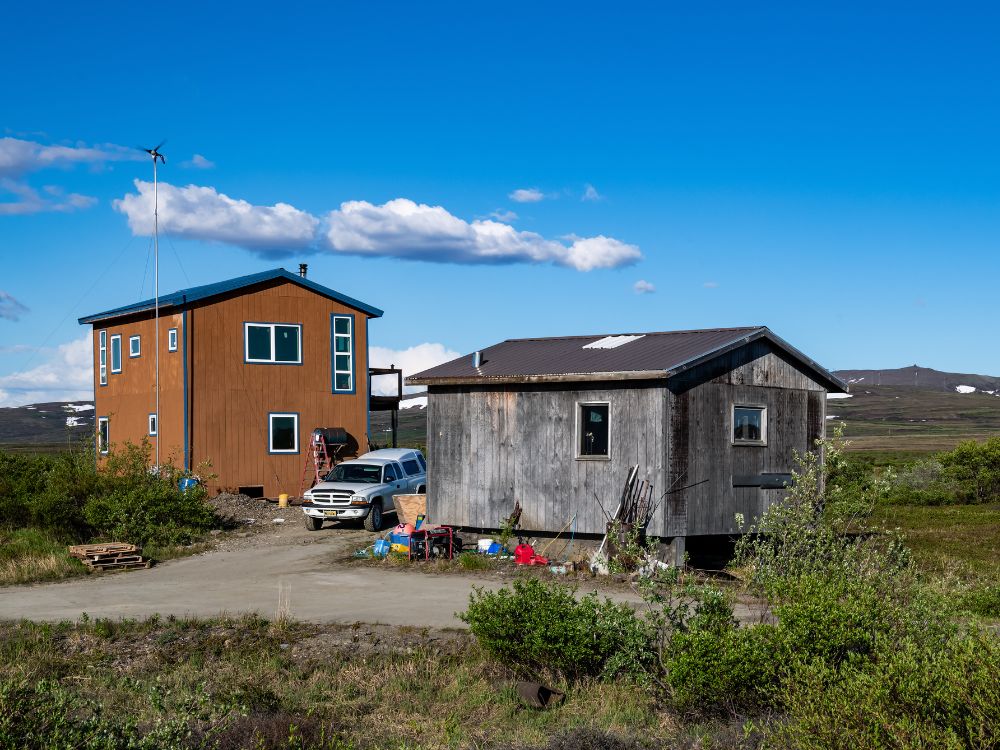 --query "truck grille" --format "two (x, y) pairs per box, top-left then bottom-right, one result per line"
(307, 490), (354, 506)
